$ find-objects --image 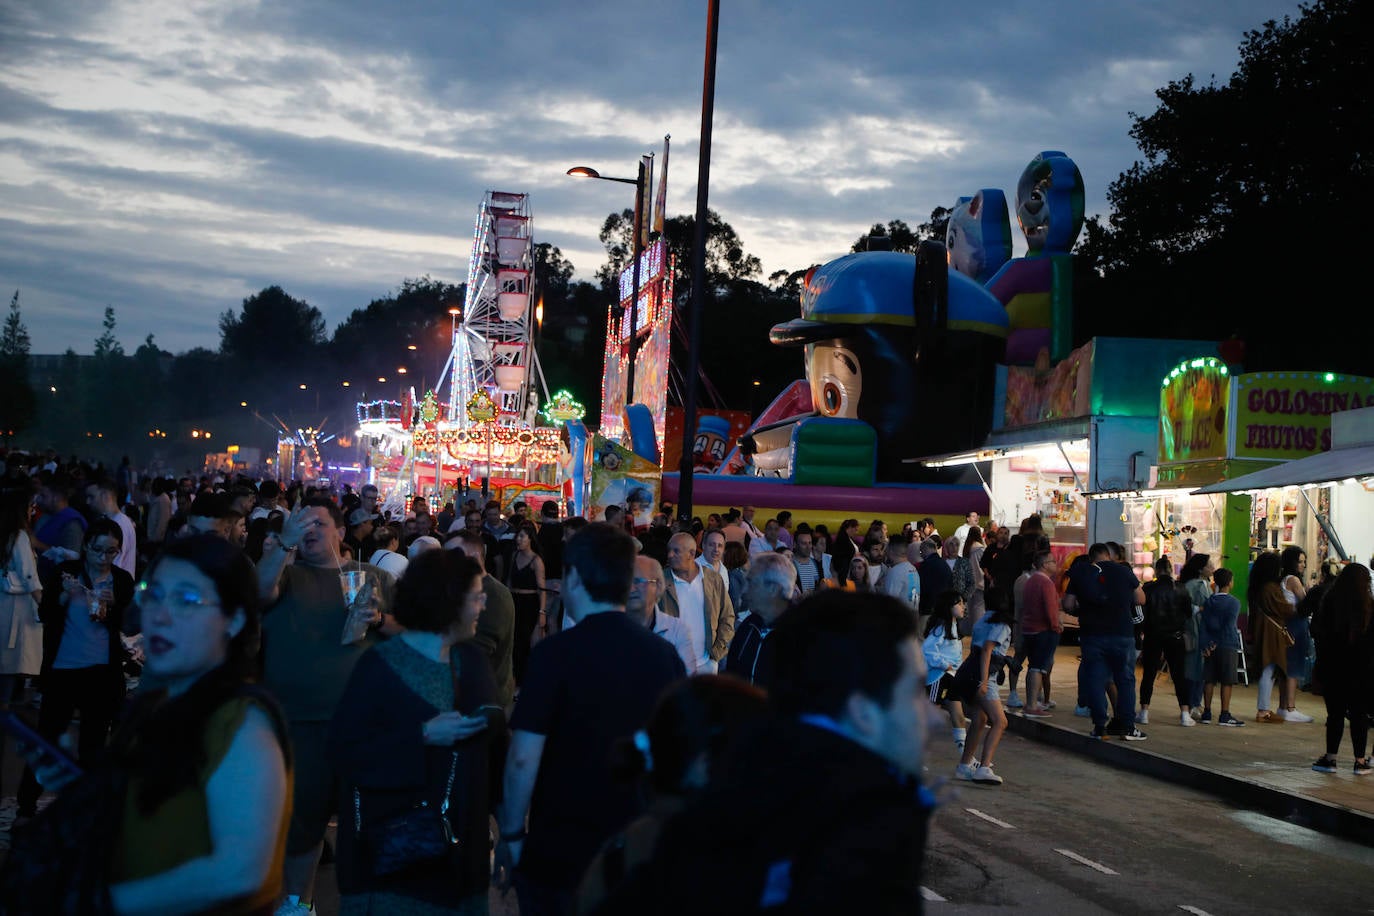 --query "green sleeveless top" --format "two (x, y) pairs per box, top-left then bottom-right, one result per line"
(110, 696), (292, 912)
